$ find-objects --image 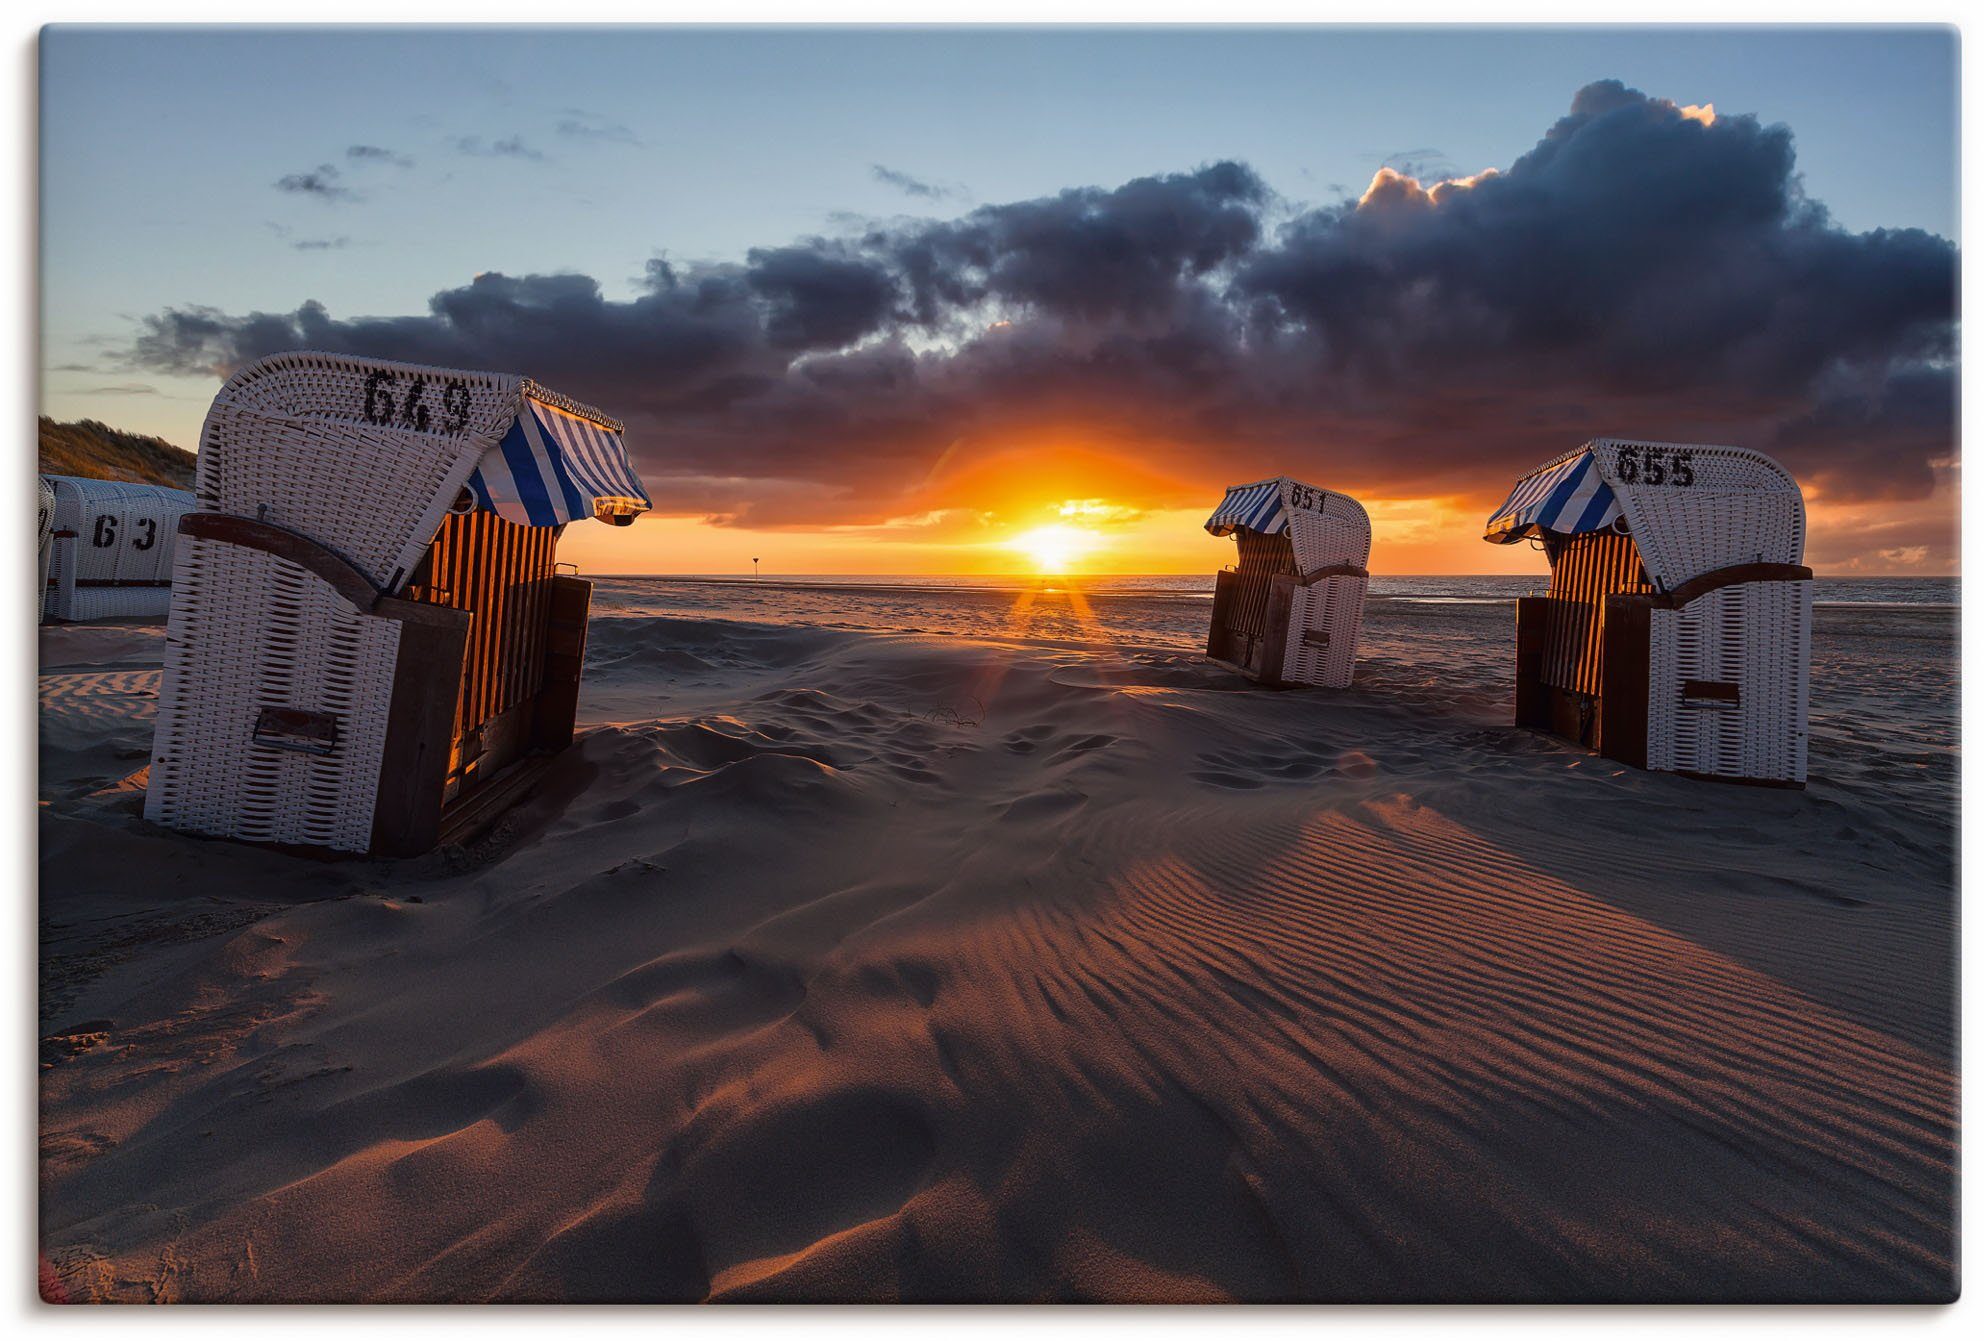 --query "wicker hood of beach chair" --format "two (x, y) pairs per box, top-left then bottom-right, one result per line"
(40, 475), (196, 623)
(143, 352), (653, 857)
(1484, 439), (1813, 786)
(1202, 476), (1371, 689)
